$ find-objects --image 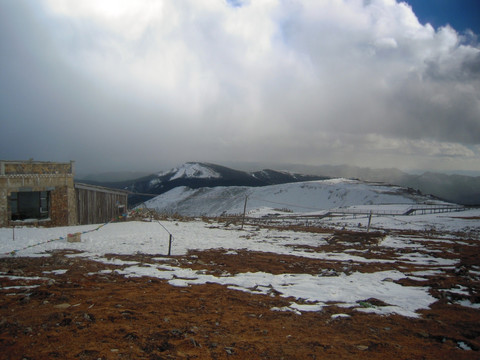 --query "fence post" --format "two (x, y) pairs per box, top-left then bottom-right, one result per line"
(168, 234), (173, 256)
(241, 195), (248, 229)
(367, 211), (372, 232)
